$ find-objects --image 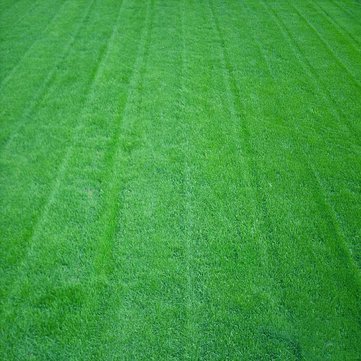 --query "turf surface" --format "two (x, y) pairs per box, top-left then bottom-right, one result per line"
(1, 0), (361, 359)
